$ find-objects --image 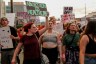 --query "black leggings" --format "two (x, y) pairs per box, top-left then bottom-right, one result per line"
(42, 47), (58, 64)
